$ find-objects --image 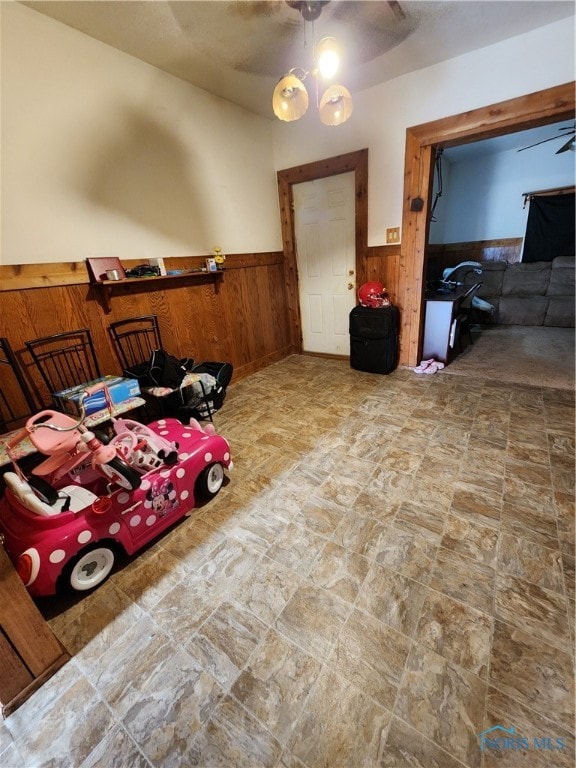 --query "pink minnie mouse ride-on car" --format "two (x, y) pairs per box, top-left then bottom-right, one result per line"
(0, 386), (232, 597)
